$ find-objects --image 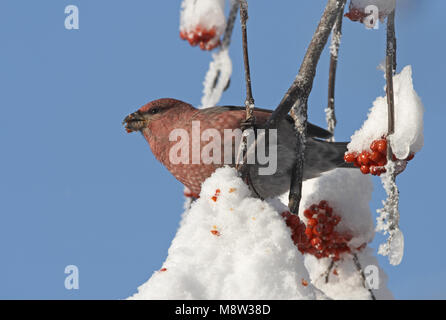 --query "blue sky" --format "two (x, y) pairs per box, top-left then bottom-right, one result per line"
(0, 0), (443, 299)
